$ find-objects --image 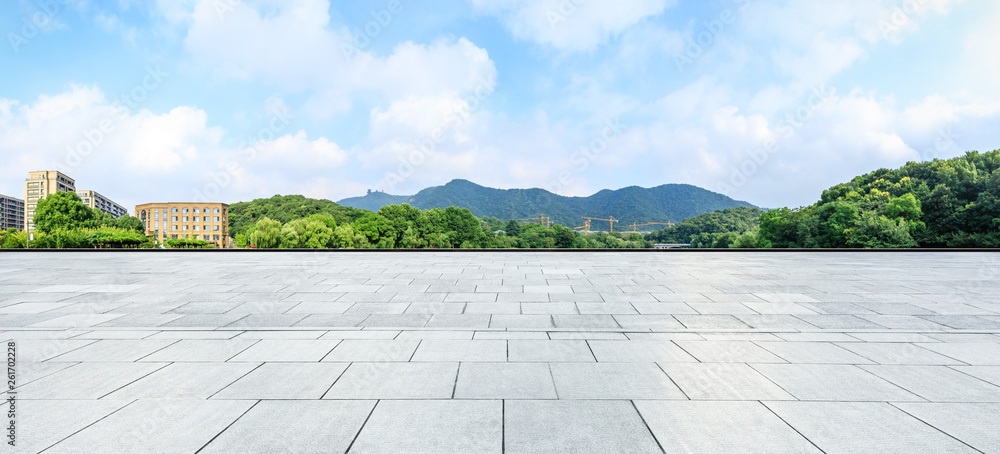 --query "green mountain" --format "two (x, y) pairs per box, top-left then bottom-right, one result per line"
(338, 179), (757, 229)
